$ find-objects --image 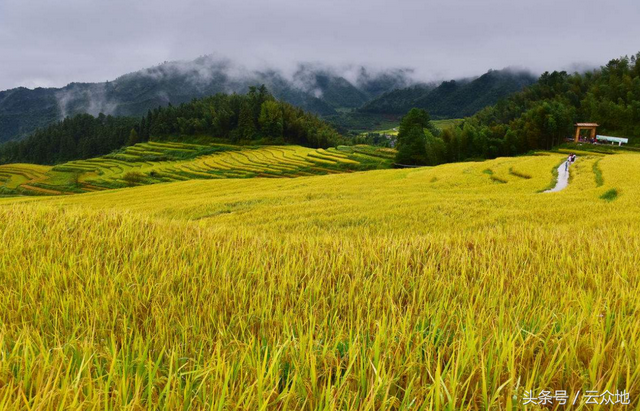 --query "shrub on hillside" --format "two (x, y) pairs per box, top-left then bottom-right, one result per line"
(123, 171), (145, 187)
